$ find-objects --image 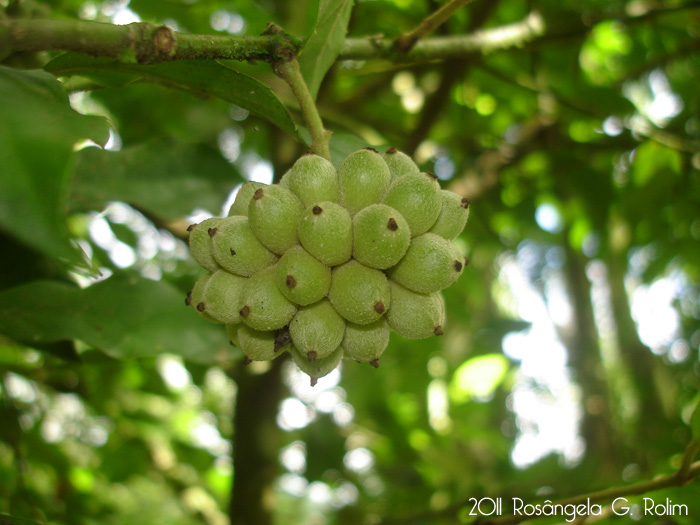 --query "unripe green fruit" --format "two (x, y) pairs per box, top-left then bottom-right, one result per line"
(239, 265), (297, 331)
(387, 233), (465, 293)
(248, 185), (304, 254)
(289, 299), (346, 361)
(338, 148), (391, 215)
(428, 190), (471, 240)
(188, 272), (218, 323)
(329, 260), (391, 325)
(199, 269), (247, 324)
(383, 172), (441, 237)
(275, 247), (332, 306)
(229, 323), (291, 362)
(290, 345), (344, 386)
(188, 217), (222, 273)
(286, 154), (339, 208)
(386, 281), (445, 339)
(211, 216), (277, 277)
(297, 202), (352, 266)
(352, 204), (410, 270)
(341, 318), (390, 367)
(382, 147), (420, 179)
(228, 181), (266, 217)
